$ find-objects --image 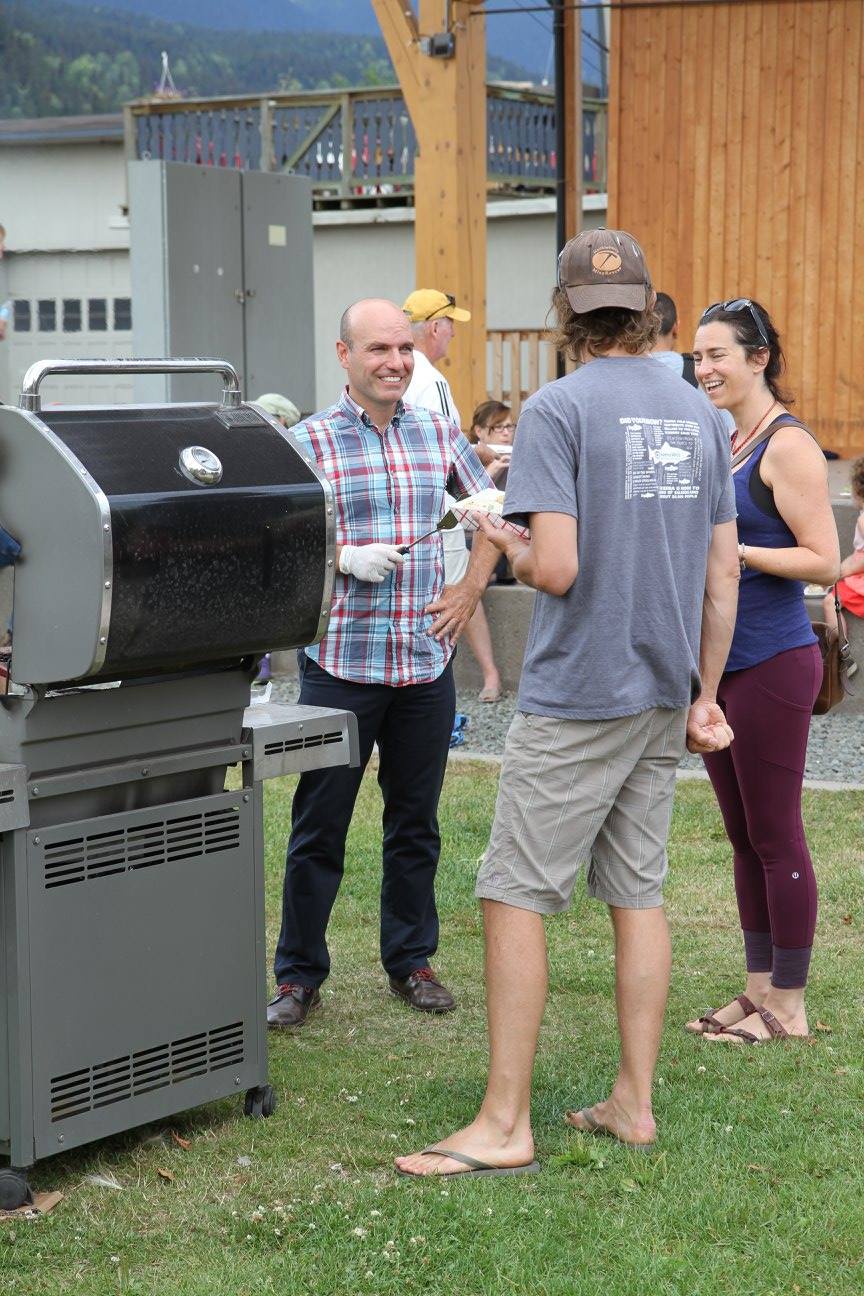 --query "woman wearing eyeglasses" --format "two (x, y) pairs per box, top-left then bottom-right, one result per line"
(467, 402), (518, 593)
(685, 299), (839, 1044)
(468, 400), (516, 484)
